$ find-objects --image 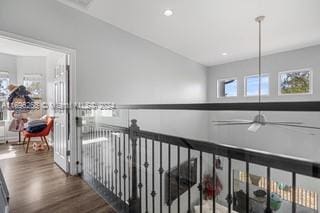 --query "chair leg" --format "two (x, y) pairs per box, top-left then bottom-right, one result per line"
(43, 136), (50, 151)
(23, 137), (26, 145)
(25, 137), (31, 153)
